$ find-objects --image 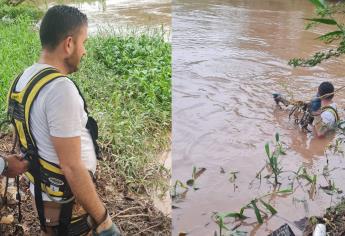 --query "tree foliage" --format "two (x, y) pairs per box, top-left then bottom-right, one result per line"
(289, 0), (345, 67)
